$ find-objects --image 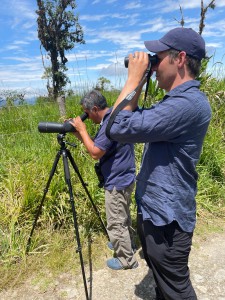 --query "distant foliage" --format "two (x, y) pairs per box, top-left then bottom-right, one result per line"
(95, 77), (111, 91)
(0, 90), (25, 107)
